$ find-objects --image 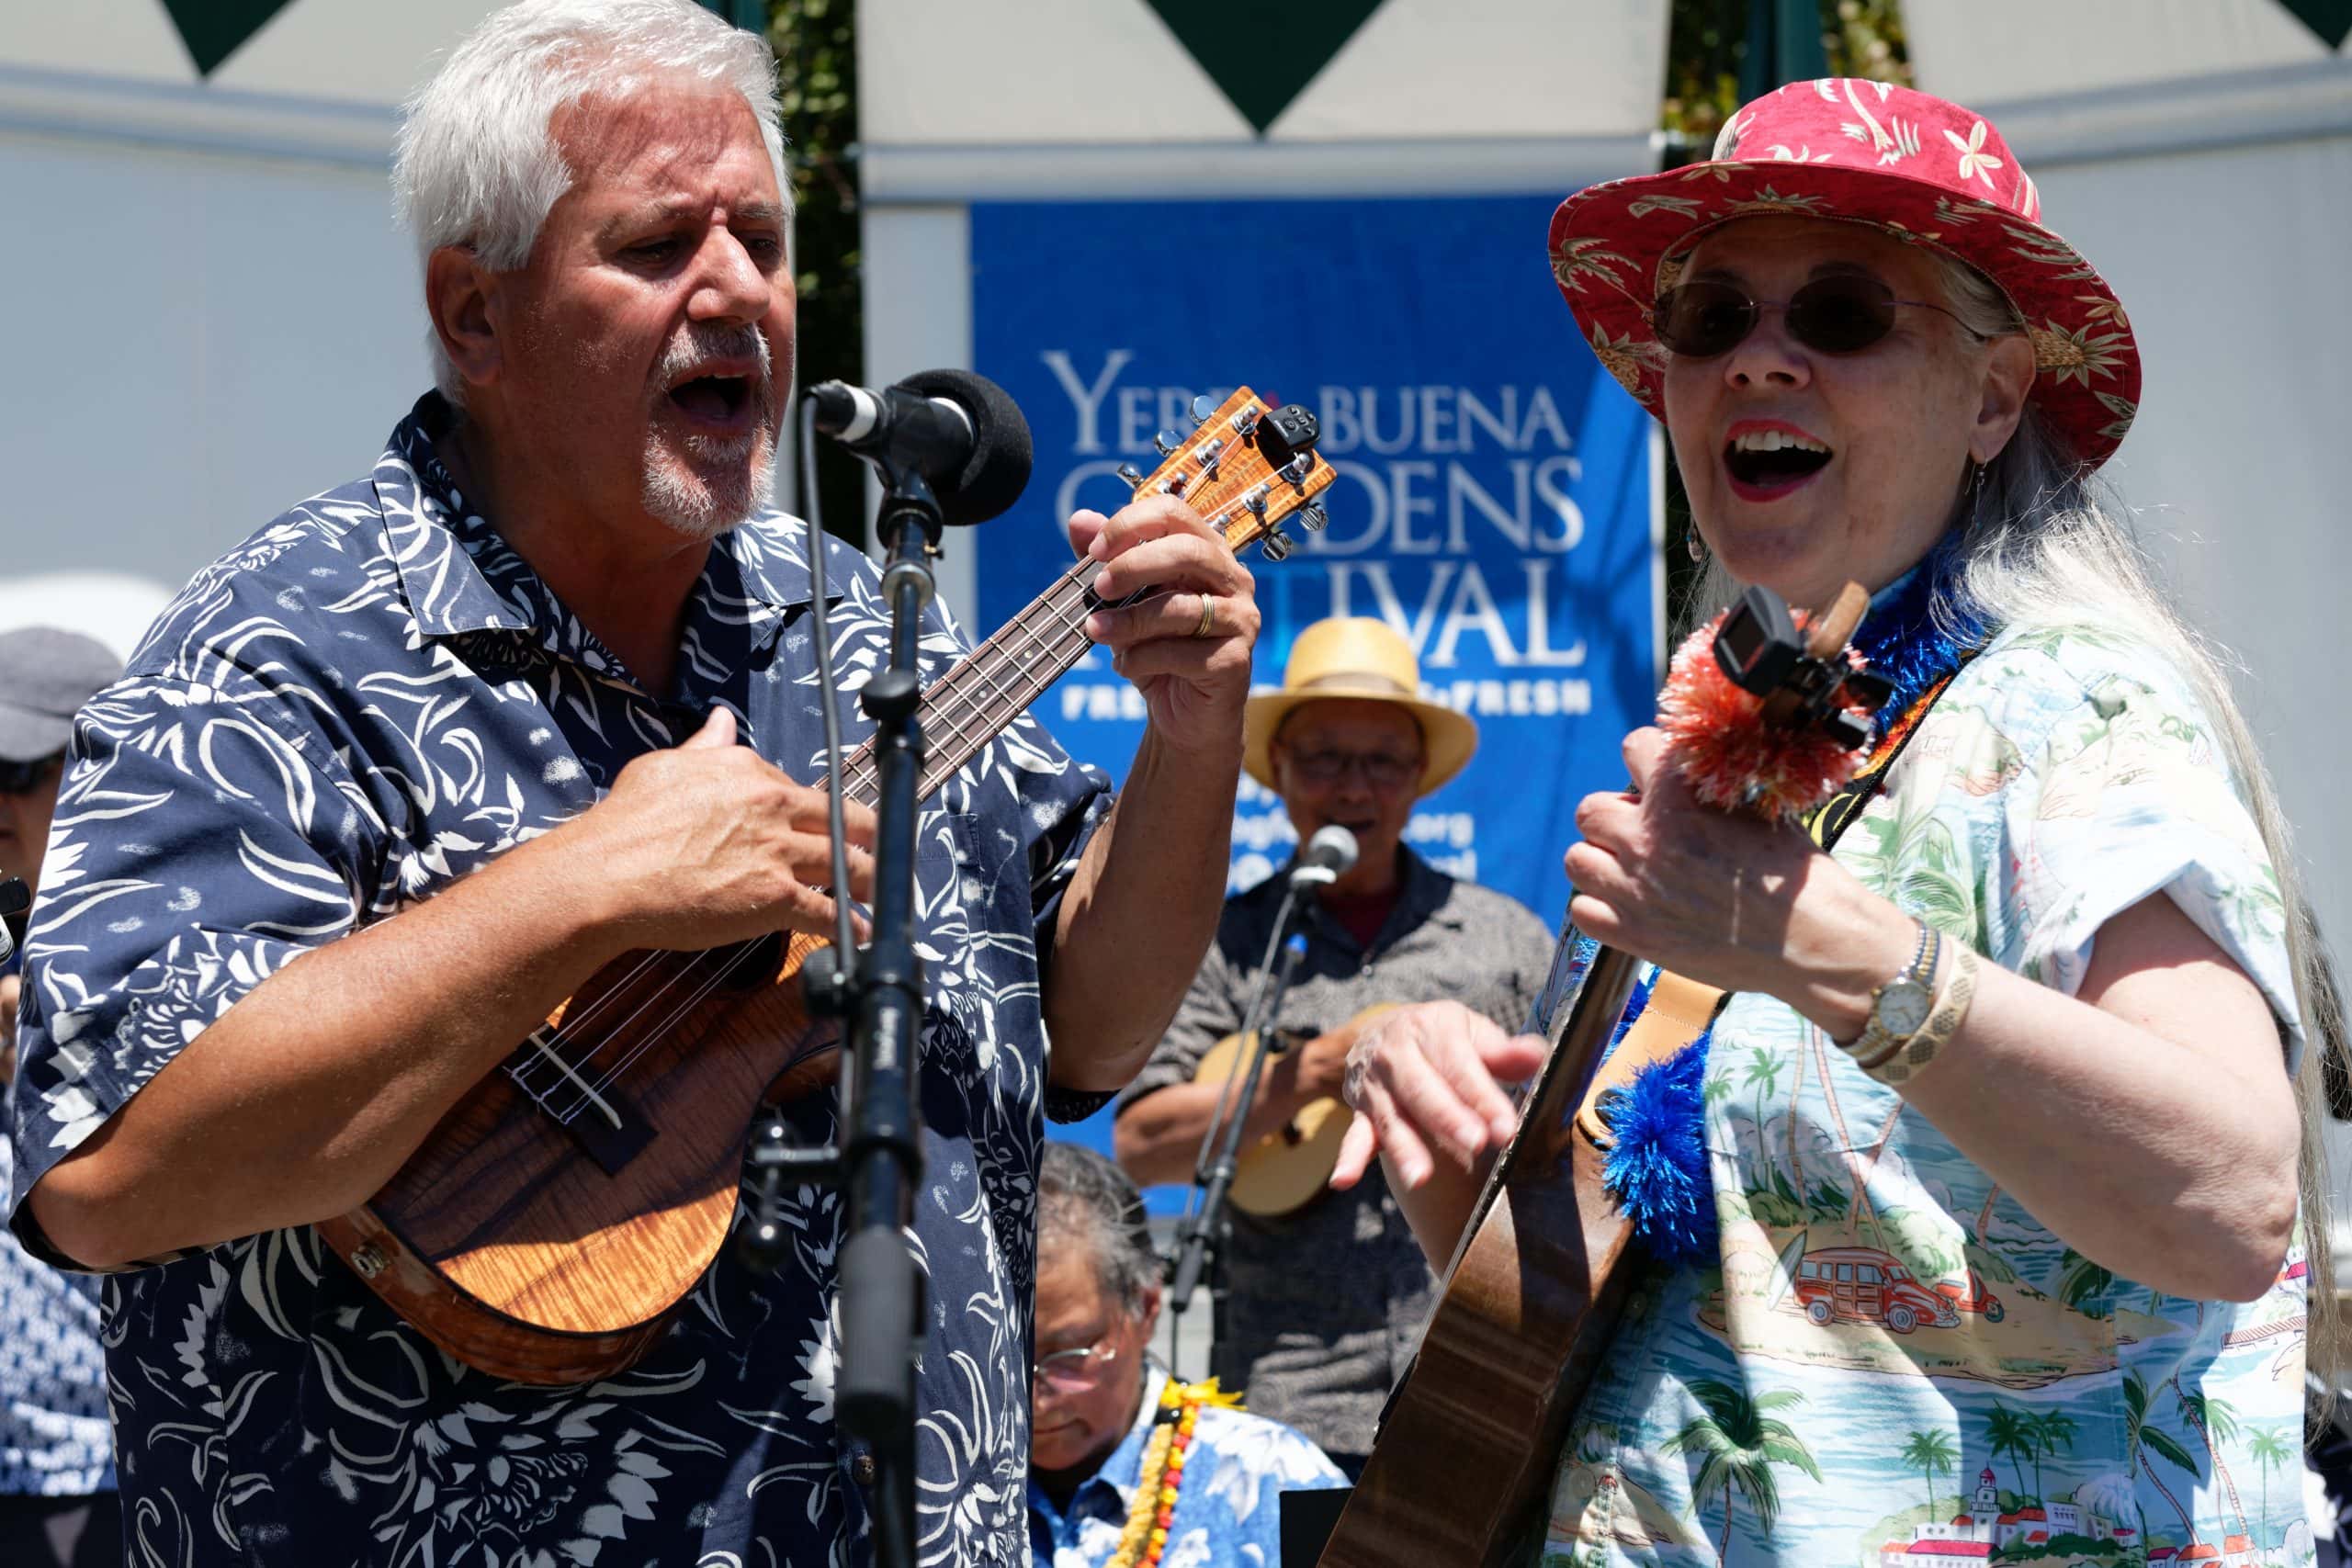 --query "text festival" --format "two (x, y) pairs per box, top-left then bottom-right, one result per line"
(1043, 351), (1600, 682)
